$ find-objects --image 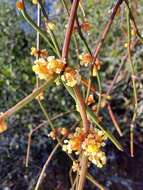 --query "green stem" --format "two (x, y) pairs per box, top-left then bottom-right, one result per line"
(127, 9), (138, 157)
(21, 9), (58, 55)
(0, 78), (55, 120)
(96, 72), (102, 114)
